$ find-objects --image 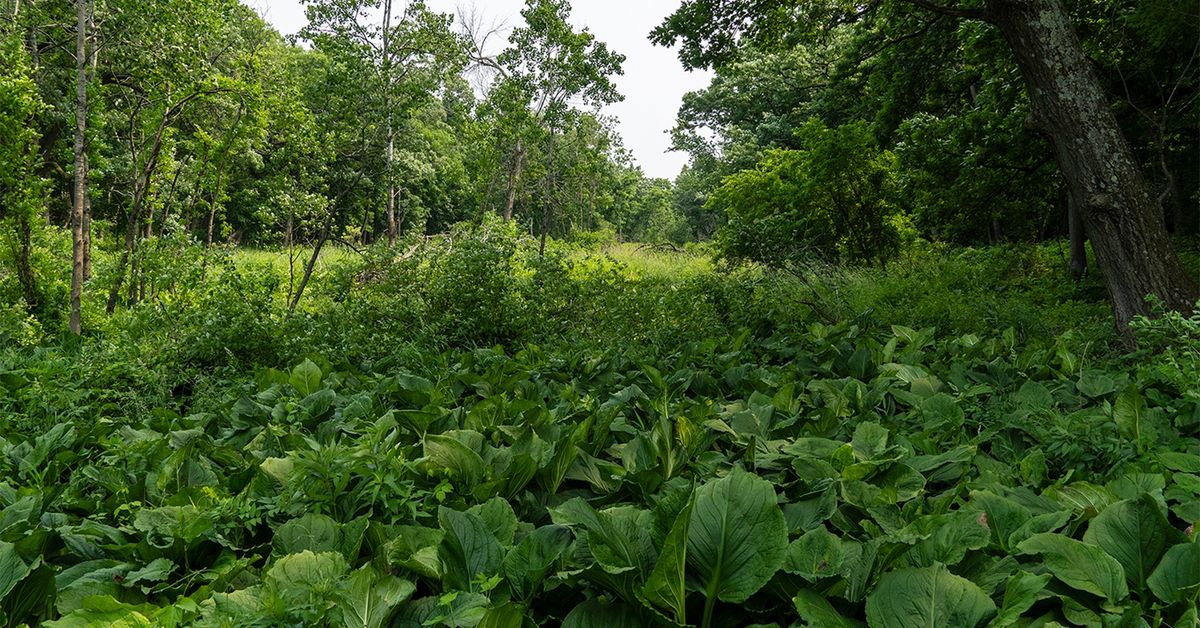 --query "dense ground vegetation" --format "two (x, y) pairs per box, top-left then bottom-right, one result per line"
(2, 0), (1200, 626)
(1, 225), (1198, 626)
